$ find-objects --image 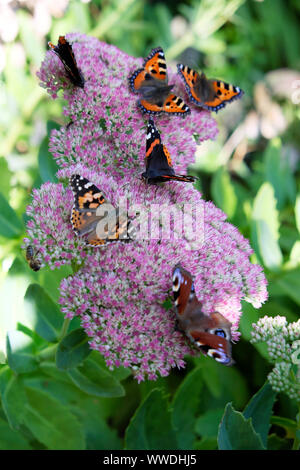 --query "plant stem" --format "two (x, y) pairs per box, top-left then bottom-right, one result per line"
(59, 318), (71, 341)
